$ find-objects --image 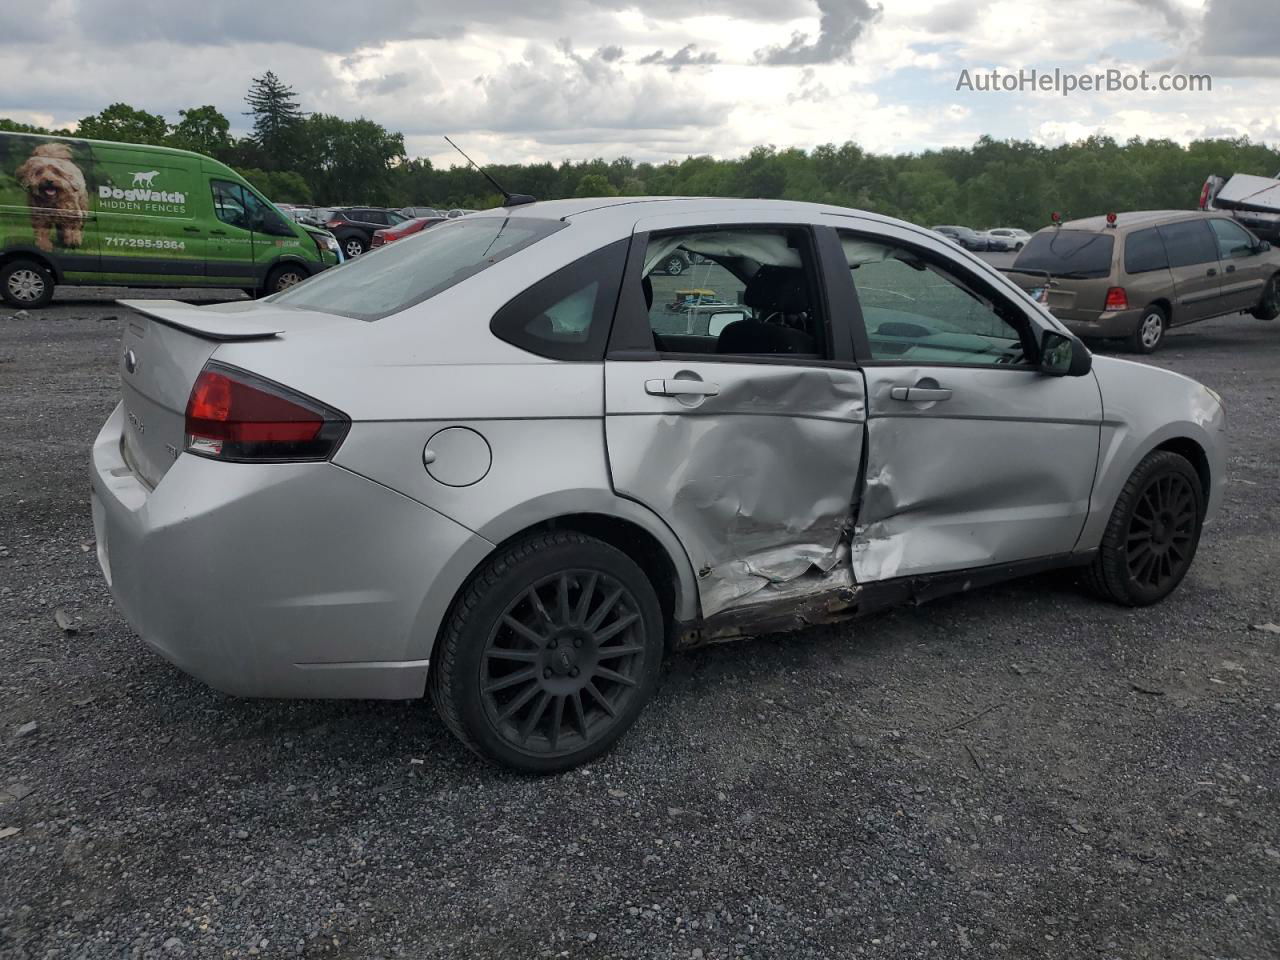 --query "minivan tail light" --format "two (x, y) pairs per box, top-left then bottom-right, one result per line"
(184, 363), (349, 462)
(1104, 287), (1130, 311)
